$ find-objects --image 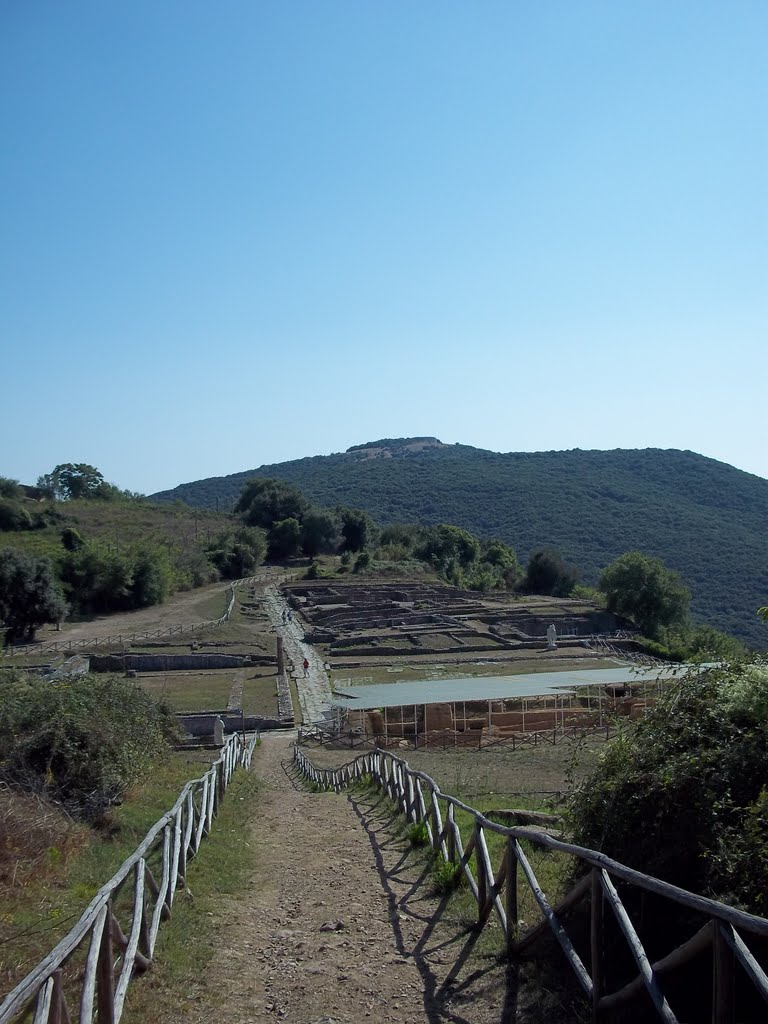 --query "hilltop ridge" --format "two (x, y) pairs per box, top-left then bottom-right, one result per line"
(151, 441), (768, 648)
